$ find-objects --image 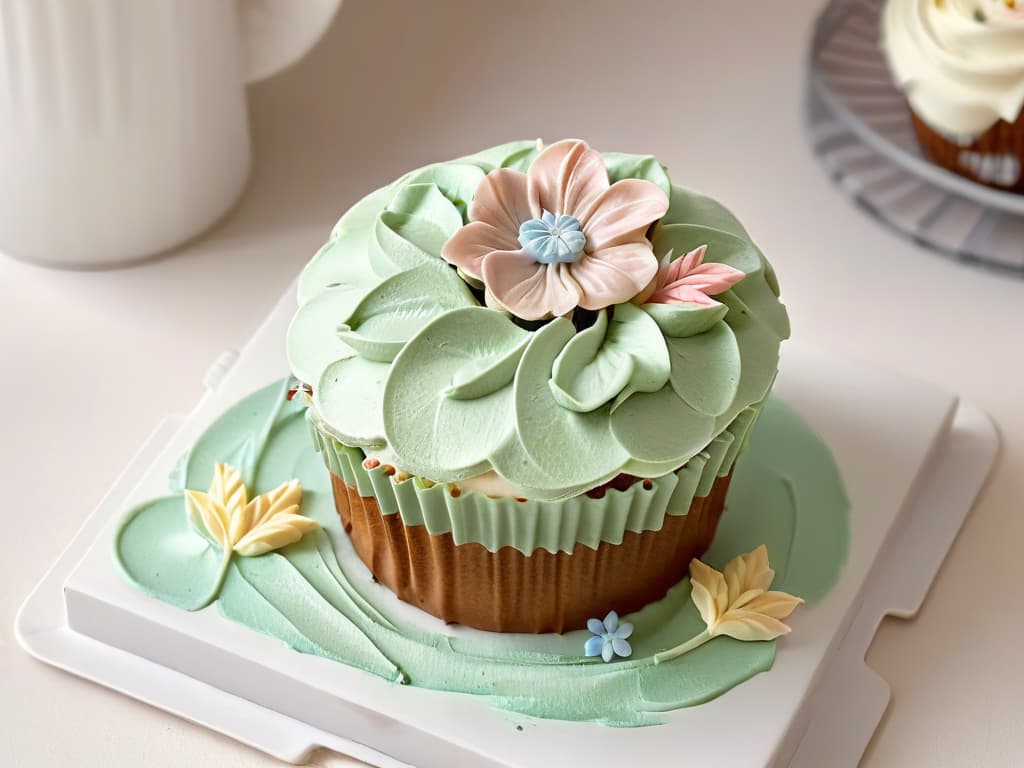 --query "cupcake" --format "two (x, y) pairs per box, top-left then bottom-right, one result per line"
(288, 139), (789, 633)
(882, 0), (1024, 192)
